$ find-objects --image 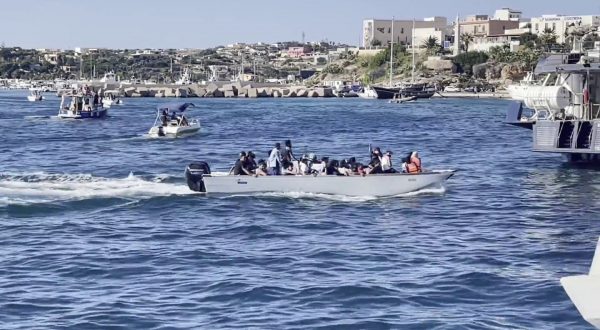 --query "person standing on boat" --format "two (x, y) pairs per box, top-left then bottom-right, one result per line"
(267, 143), (282, 175)
(366, 147), (383, 175)
(281, 140), (296, 167)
